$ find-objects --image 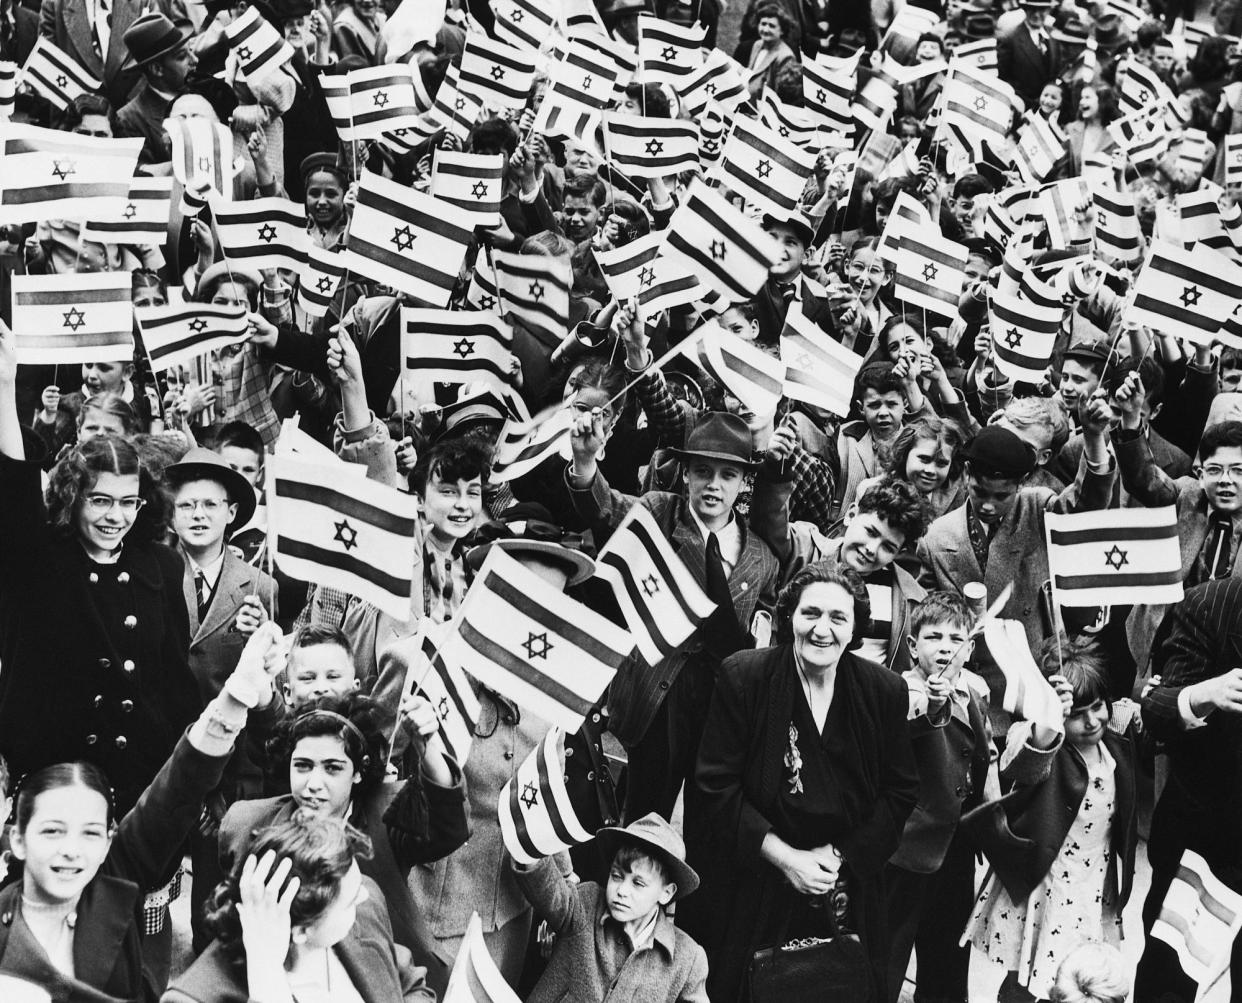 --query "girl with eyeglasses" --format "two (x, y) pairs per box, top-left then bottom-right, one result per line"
(0, 321), (201, 821)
